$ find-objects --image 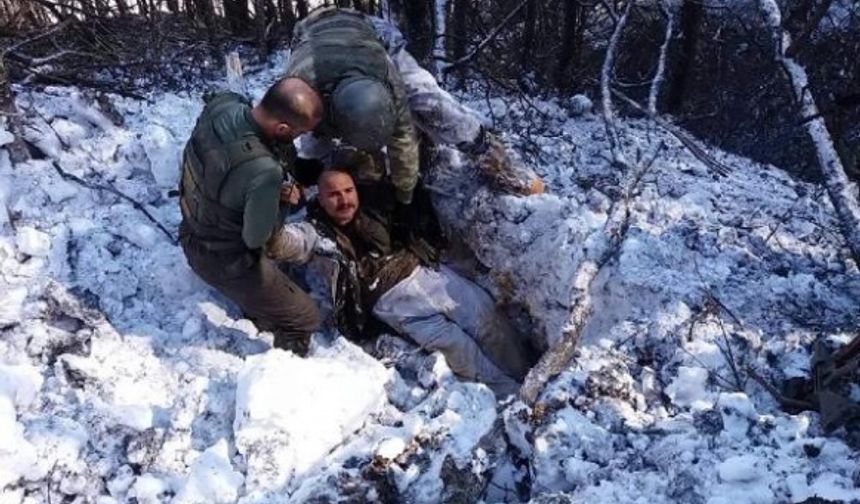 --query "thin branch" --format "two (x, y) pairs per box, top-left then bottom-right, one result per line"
(746, 366), (816, 411)
(23, 105), (176, 243)
(441, 0), (530, 73)
(519, 135), (663, 406)
(786, 0), (835, 57)
(1, 20), (74, 59)
(51, 160), (177, 244)
(610, 86), (733, 176)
